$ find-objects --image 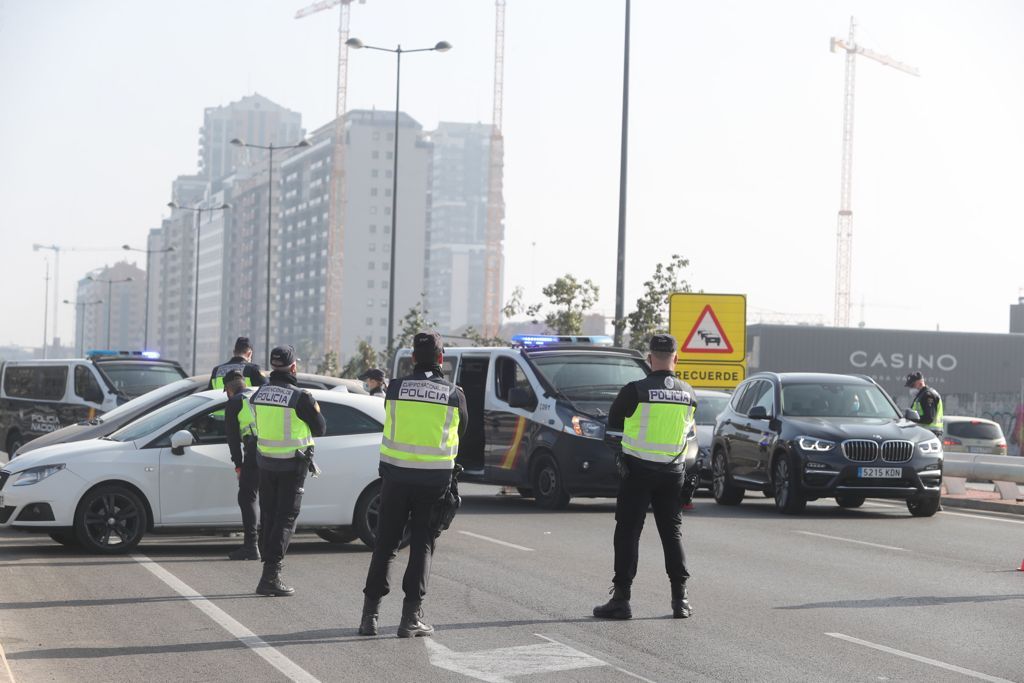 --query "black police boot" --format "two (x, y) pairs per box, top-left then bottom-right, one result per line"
(227, 540), (261, 561)
(397, 604), (434, 638)
(358, 596), (381, 636)
(671, 584), (692, 619)
(593, 586), (632, 620)
(256, 563), (295, 597)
